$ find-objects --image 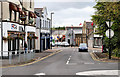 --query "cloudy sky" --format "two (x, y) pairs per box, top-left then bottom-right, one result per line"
(34, 1), (96, 27)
